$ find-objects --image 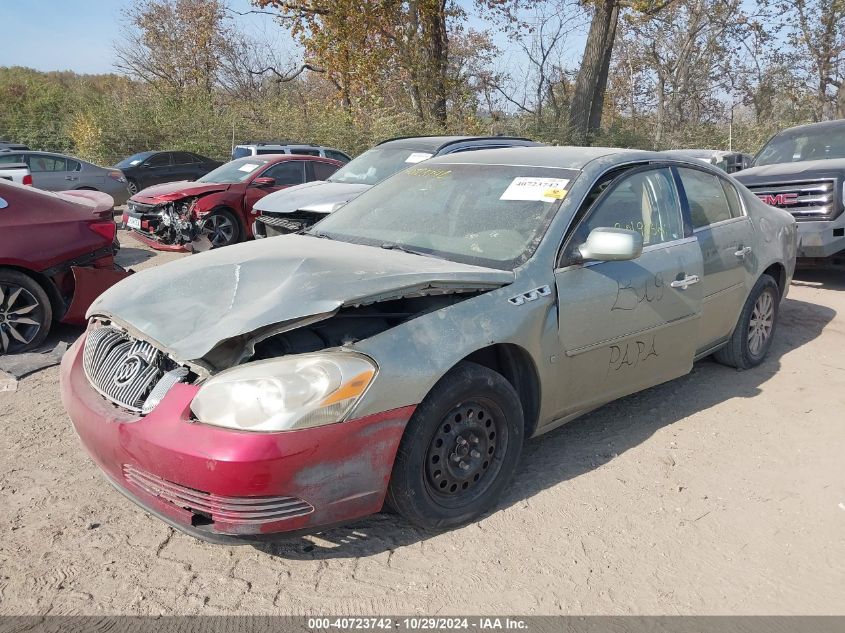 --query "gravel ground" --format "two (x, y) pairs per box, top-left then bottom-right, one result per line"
(1, 230), (843, 615)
